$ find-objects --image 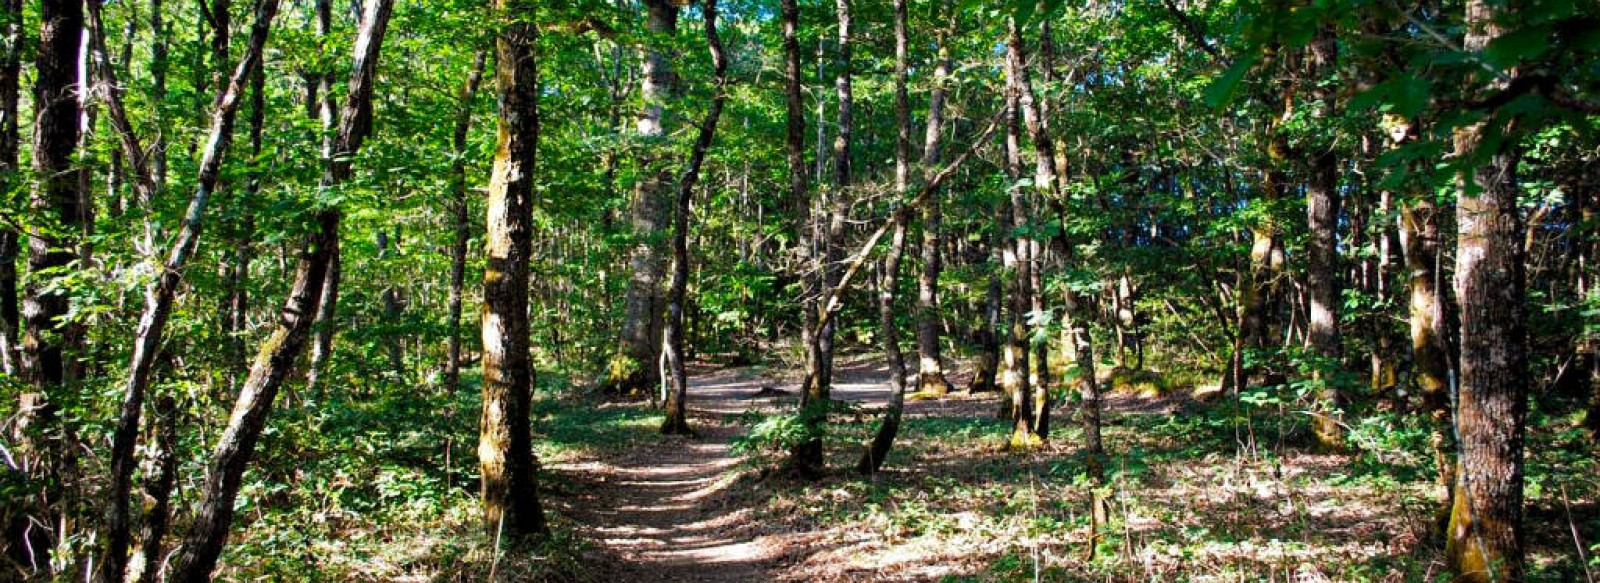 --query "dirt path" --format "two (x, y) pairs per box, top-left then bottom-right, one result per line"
(557, 359), (981, 582)
(560, 367), (804, 582)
